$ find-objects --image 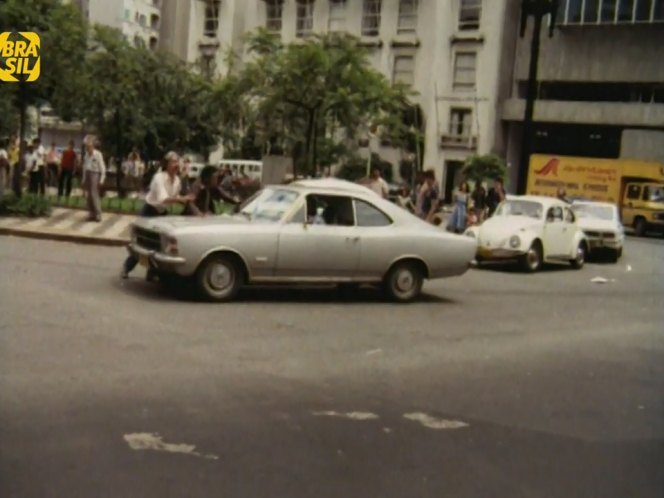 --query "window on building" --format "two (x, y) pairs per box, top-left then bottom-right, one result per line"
(149, 36), (158, 51)
(265, 0), (283, 32)
(134, 35), (146, 49)
(392, 55), (415, 86)
(124, 9), (130, 20)
(139, 14), (147, 27)
(449, 108), (472, 137)
(329, 0), (347, 32)
(397, 0), (418, 34)
(452, 52), (476, 91)
(562, 0), (663, 23)
(296, 1), (314, 38)
(458, 0), (481, 30)
(151, 13), (160, 30)
(204, 0), (221, 38)
(362, 0), (382, 36)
